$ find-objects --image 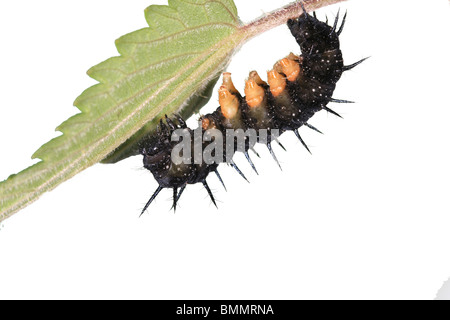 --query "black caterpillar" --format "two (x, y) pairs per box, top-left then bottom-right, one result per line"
(139, 6), (366, 214)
